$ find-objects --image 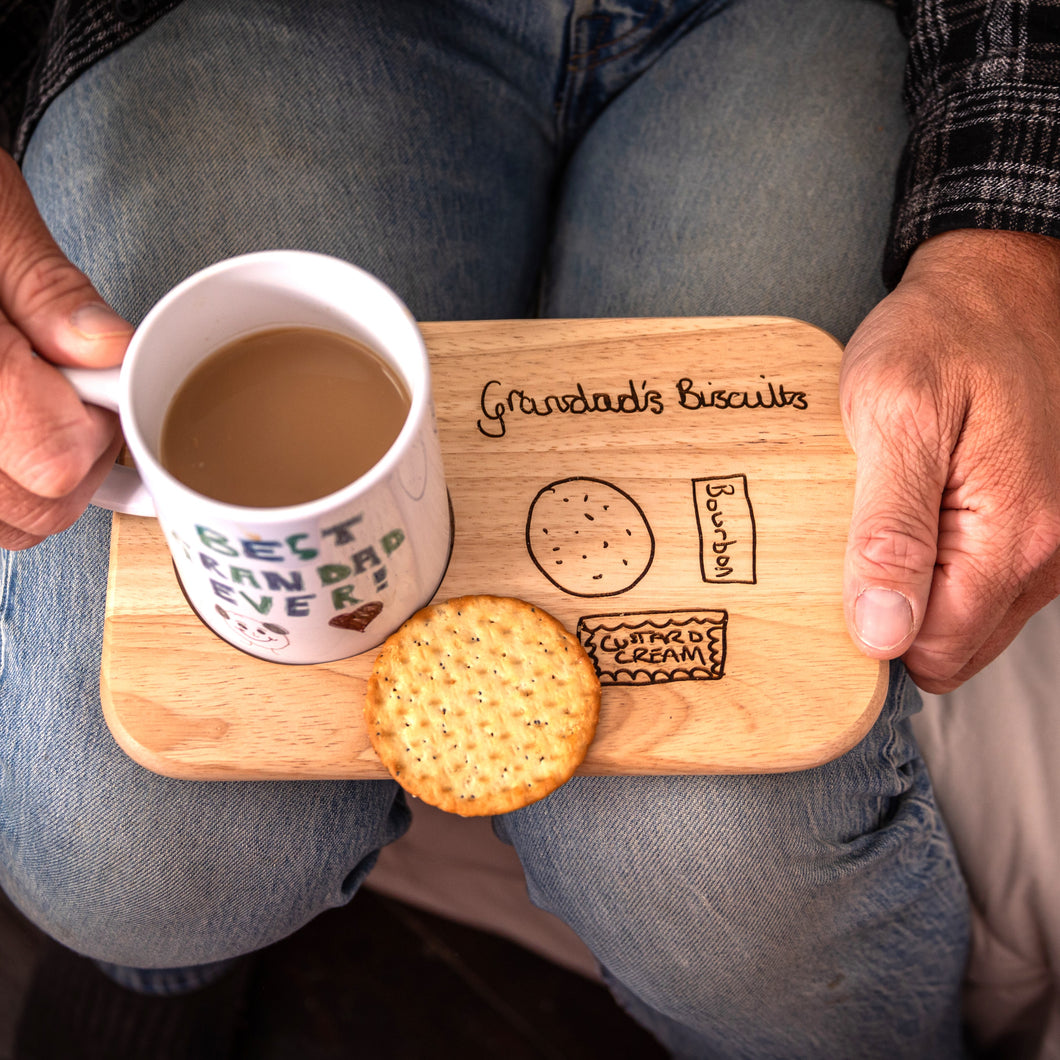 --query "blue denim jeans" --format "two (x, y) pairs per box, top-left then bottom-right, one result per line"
(4, 0), (971, 1055)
